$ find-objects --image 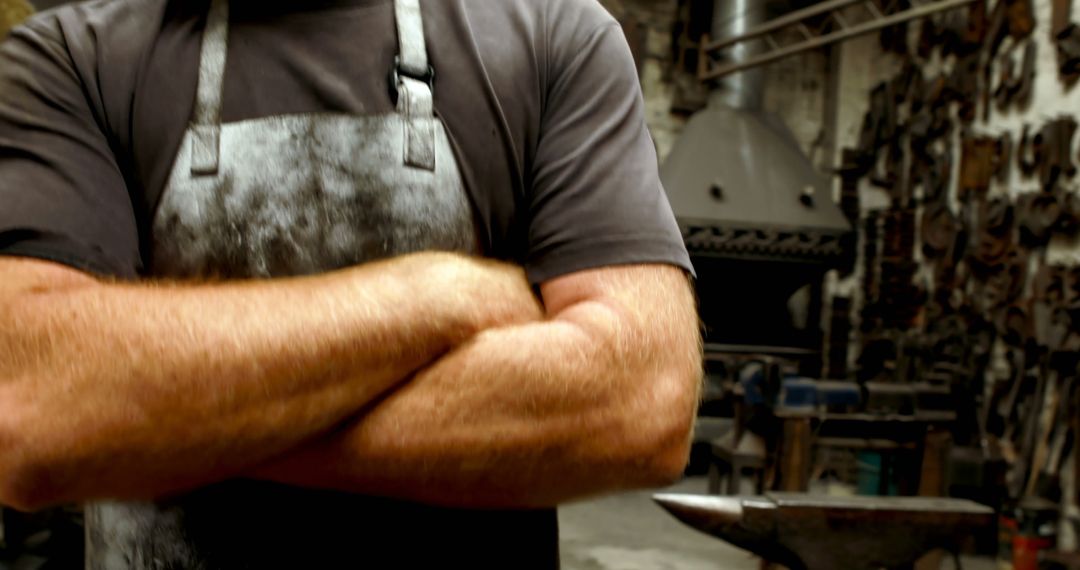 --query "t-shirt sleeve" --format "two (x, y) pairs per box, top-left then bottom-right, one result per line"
(0, 16), (139, 278)
(524, 2), (692, 284)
